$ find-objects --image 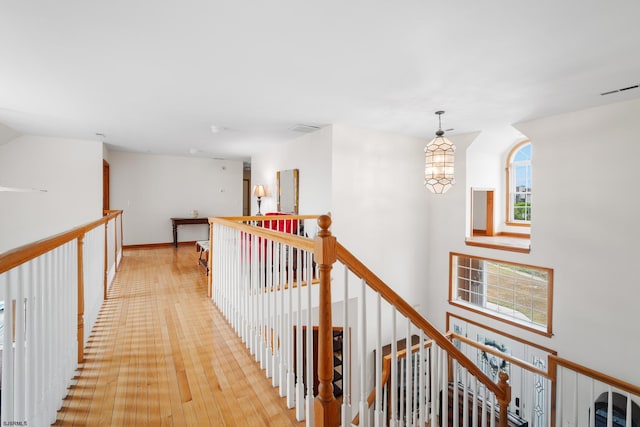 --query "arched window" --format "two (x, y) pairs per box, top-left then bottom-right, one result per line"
(506, 141), (531, 225)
